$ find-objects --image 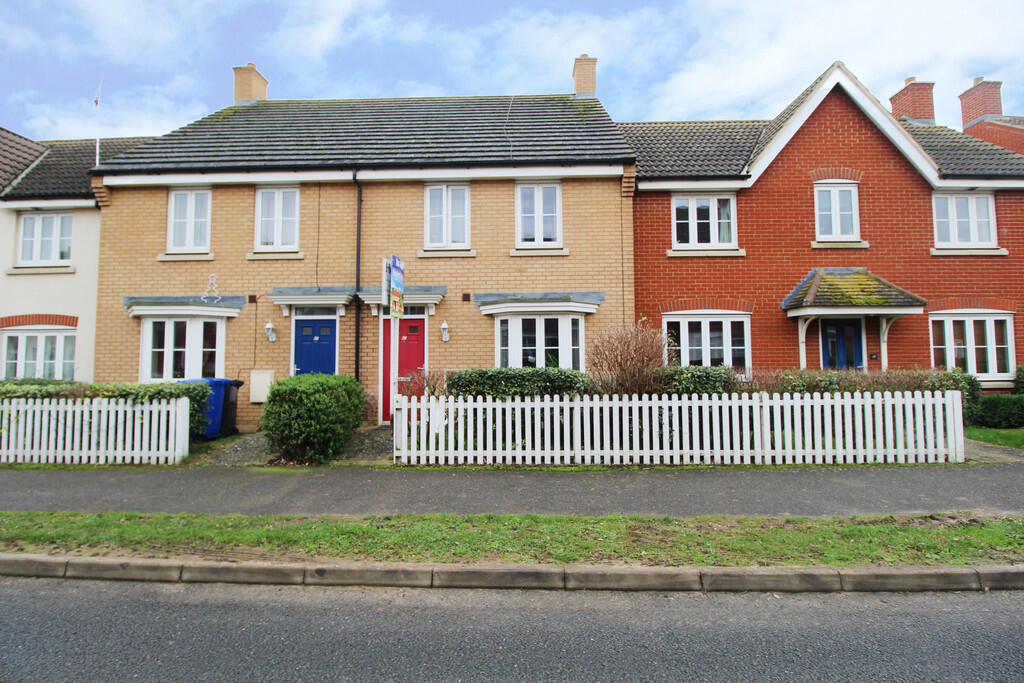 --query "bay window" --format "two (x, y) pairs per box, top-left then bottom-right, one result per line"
(496, 315), (582, 370)
(140, 318), (224, 381)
